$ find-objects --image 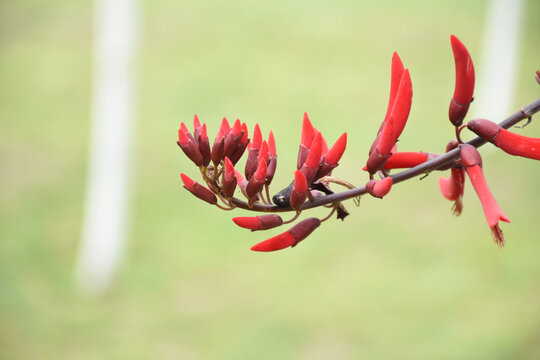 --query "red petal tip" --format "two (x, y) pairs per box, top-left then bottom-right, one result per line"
(232, 217), (260, 230)
(180, 173), (194, 188)
(251, 232), (295, 252)
(293, 169), (308, 193)
(325, 132), (347, 165)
